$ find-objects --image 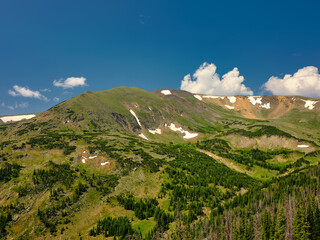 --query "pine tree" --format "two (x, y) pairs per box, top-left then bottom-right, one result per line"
(313, 206), (320, 240)
(234, 216), (245, 240)
(307, 203), (316, 240)
(294, 202), (310, 240)
(260, 210), (271, 240)
(274, 207), (286, 240)
(244, 216), (254, 240)
(270, 213), (276, 239)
